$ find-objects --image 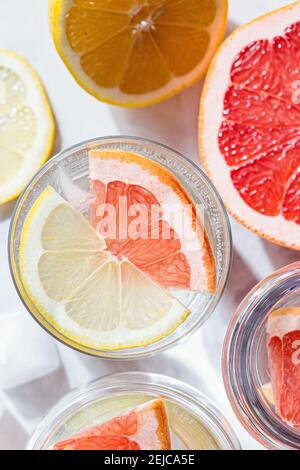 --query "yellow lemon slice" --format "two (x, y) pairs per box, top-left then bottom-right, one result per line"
(19, 186), (189, 350)
(0, 49), (55, 205)
(49, 0), (228, 106)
